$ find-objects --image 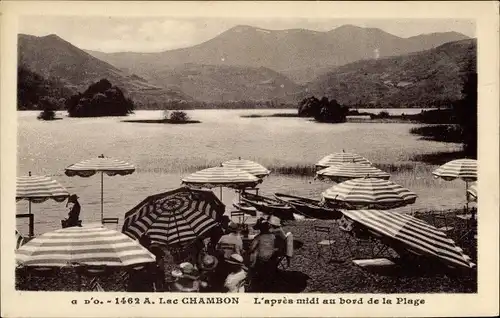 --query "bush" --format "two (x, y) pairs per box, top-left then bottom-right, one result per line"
(66, 79), (134, 117)
(169, 111), (190, 123)
(37, 96), (59, 121)
(297, 96), (349, 123)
